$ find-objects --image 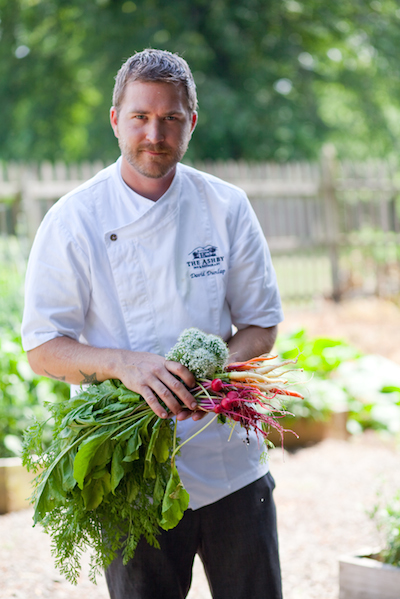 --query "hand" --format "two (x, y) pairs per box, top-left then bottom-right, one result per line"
(116, 351), (202, 420)
(27, 338), (208, 422)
